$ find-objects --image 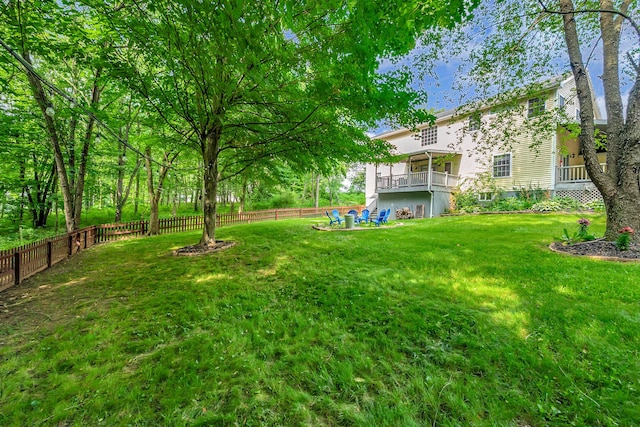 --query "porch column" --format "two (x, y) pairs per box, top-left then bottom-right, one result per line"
(427, 153), (432, 190)
(374, 164), (378, 191)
